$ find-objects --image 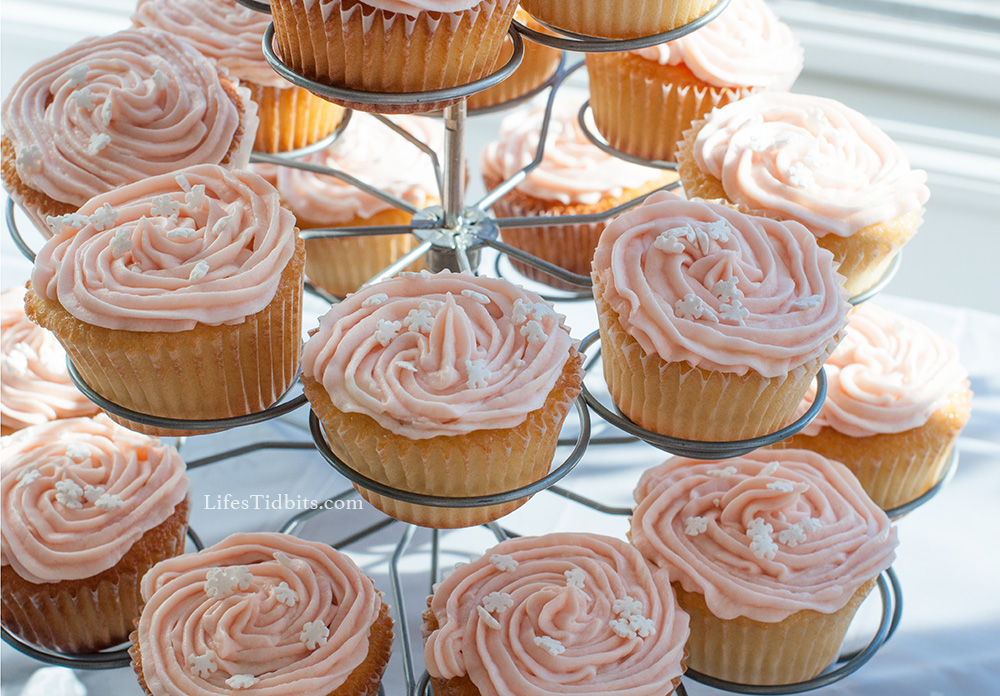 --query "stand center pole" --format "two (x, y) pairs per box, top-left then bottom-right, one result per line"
(442, 100), (468, 231)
